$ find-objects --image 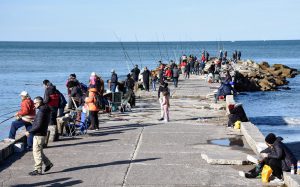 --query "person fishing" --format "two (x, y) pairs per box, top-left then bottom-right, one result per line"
(5, 91), (35, 150)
